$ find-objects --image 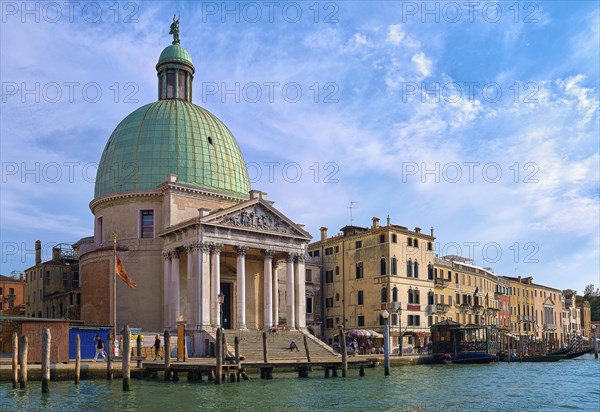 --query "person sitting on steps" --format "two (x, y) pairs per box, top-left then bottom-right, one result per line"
(289, 340), (299, 351)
